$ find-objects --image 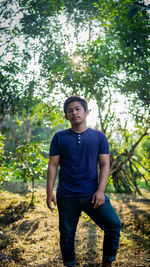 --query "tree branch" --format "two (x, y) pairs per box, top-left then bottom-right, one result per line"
(127, 127), (149, 160)
(110, 127), (149, 175)
(132, 157), (150, 174)
(131, 160), (150, 189)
